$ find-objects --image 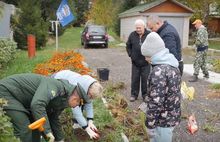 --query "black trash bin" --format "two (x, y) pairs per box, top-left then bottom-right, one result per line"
(97, 68), (109, 81)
